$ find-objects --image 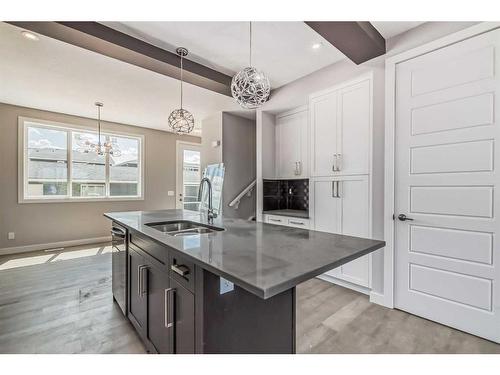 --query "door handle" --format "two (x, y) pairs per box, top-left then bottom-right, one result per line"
(398, 214), (414, 222)
(171, 264), (190, 277)
(138, 265), (148, 297)
(332, 181), (341, 198)
(164, 288), (175, 328)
